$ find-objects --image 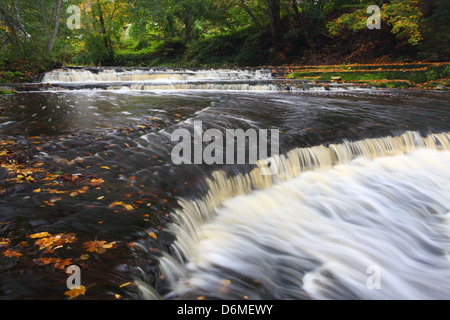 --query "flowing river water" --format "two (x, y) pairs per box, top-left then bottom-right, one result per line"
(0, 67), (449, 300)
